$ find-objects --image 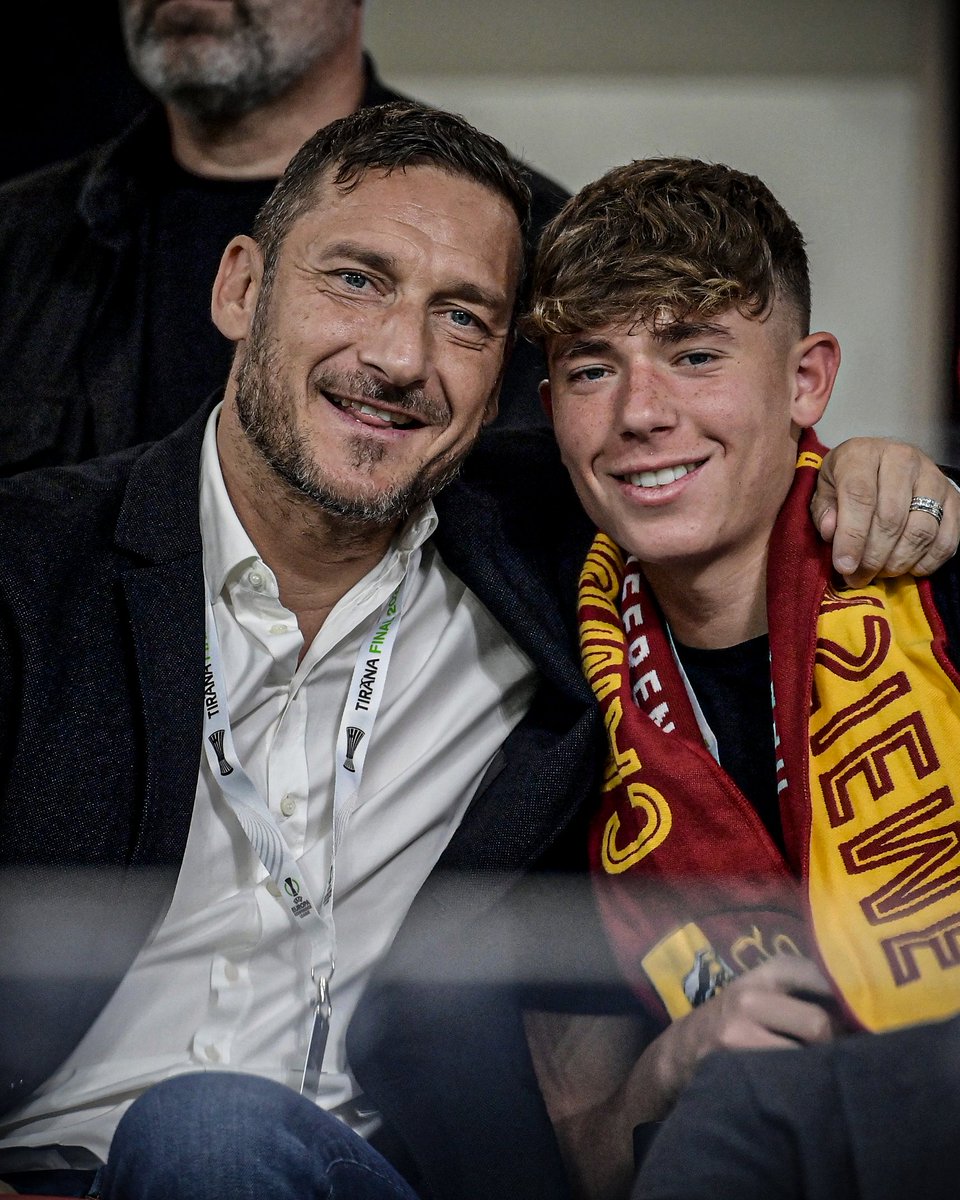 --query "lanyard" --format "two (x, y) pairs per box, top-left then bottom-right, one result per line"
(201, 557), (416, 1095)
